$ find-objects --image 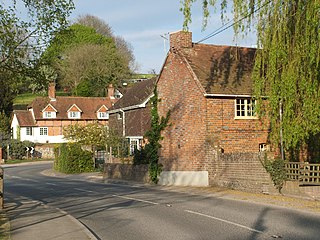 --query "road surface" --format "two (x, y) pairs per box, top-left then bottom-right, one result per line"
(4, 163), (320, 240)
